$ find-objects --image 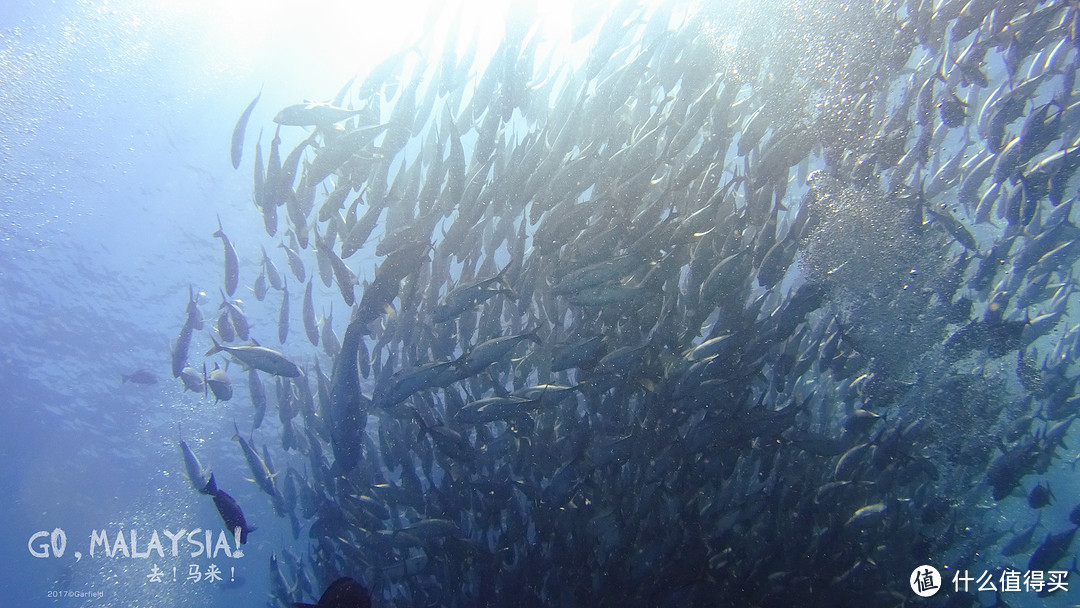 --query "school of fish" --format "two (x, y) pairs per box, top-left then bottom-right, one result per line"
(167, 0), (1080, 605)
